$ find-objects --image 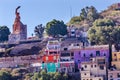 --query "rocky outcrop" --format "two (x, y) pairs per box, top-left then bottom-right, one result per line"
(10, 40), (47, 56)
